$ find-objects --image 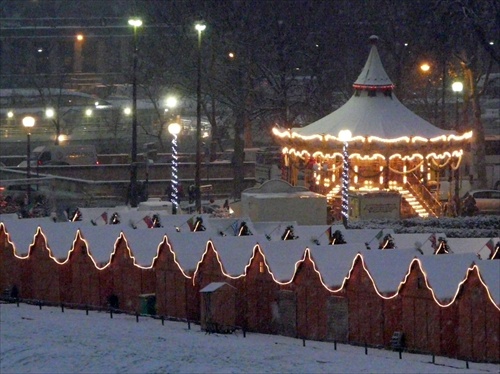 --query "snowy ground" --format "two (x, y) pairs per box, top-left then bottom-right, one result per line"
(1, 303), (498, 374)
